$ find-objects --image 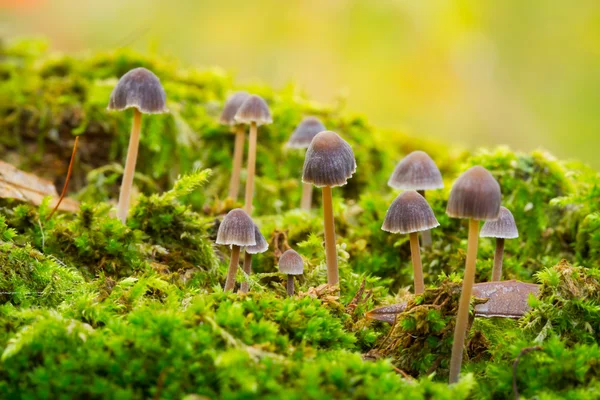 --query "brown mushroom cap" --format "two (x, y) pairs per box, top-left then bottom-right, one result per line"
(287, 117), (326, 149)
(302, 130), (356, 187)
(246, 225), (269, 254)
(234, 94), (272, 126)
(216, 208), (256, 247)
(219, 91), (250, 126)
(480, 206), (518, 239)
(388, 151), (443, 190)
(107, 67), (168, 114)
(446, 166), (501, 220)
(382, 191), (440, 234)
(279, 249), (304, 275)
